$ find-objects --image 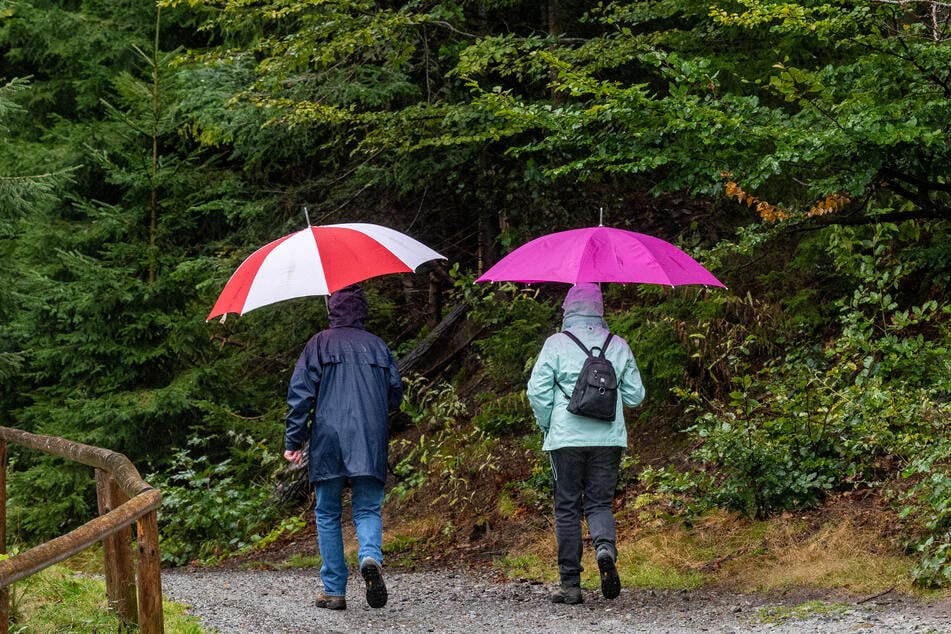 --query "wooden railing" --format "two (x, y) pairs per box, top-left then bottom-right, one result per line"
(0, 426), (164, 633)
